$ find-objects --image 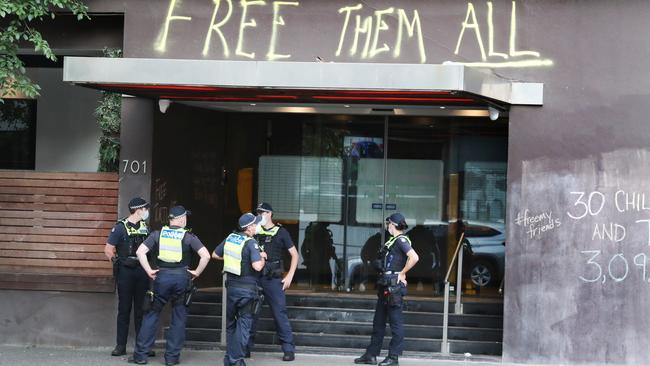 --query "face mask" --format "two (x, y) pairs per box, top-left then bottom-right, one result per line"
(255, 223), (263, 235)
(141, 209), (150, 221)
(259, 215), (267, 227)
